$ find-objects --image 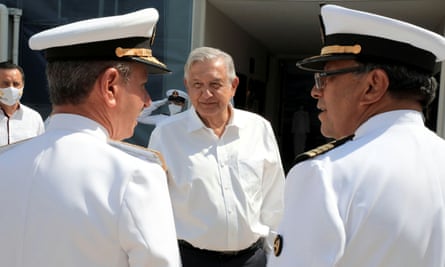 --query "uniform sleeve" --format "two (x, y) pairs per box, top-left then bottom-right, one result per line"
(118, 164), (181, 267)
(147, 126), (161, 150)
(260, 122), (286, 252)
(267, 161), (346, 267)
